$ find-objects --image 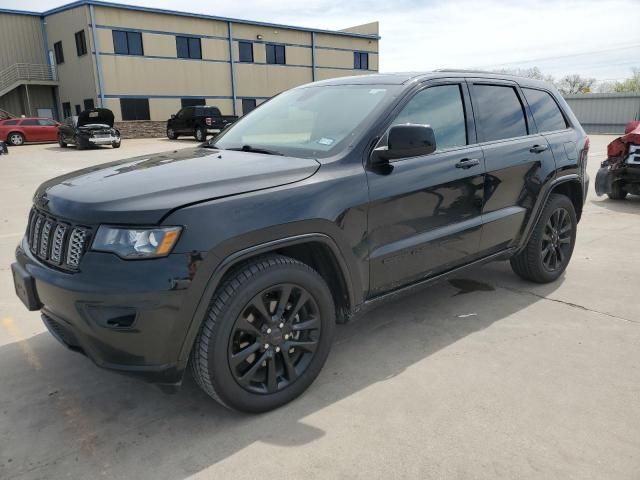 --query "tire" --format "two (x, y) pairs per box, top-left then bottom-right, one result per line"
(510, 193), (577, 284)
(112, 141), (121, 149)
(76, 136), (89, 150)
(58, 134), (67, 148)
(607, 182), (627, 200)
(167, 127), (178, 140)
(195, 127), (206, 142)
(191, 254), (335, 413)
(8, 132), (24, 146)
